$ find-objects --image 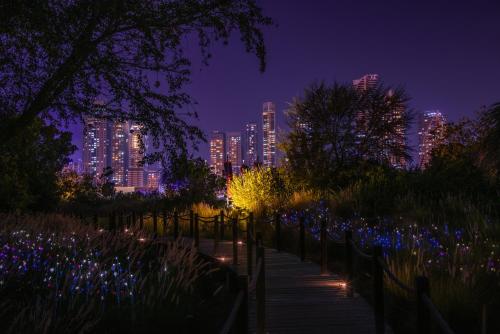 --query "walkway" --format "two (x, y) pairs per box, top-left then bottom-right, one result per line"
(197, 239), (382, 334)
